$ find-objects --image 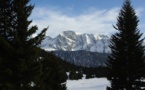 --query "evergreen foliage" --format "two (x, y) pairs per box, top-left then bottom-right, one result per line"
(69, 71), (78, 80)
(106, 0), (145, 90)
(0, 0), (68, 89)
(69, 70), (83, 80)
(39, 50), (68, 90)
(0, 0), (48, 89)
